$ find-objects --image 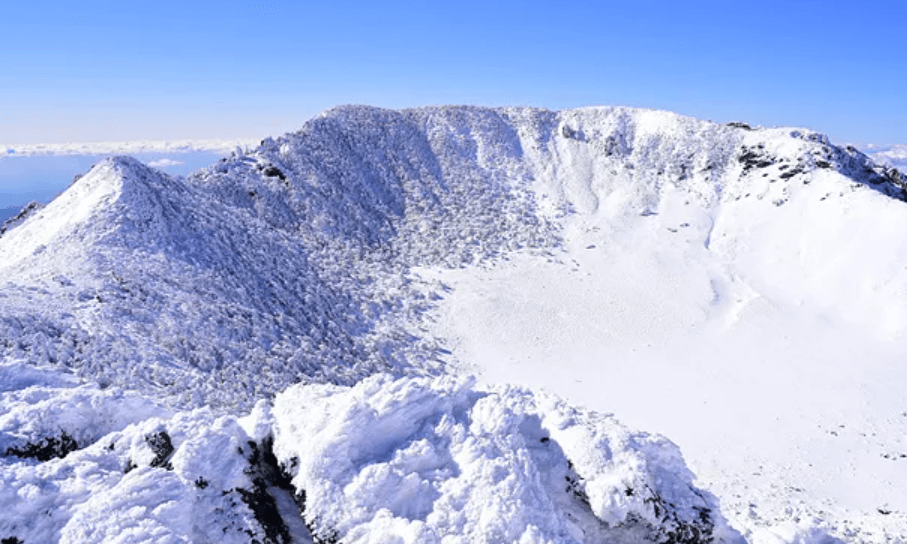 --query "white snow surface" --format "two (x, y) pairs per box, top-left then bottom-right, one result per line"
(0, 372), (736, 544)
(0, 367), (297, 544)
(2, 105), (907, 542)
(271, 374), (739, 544)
